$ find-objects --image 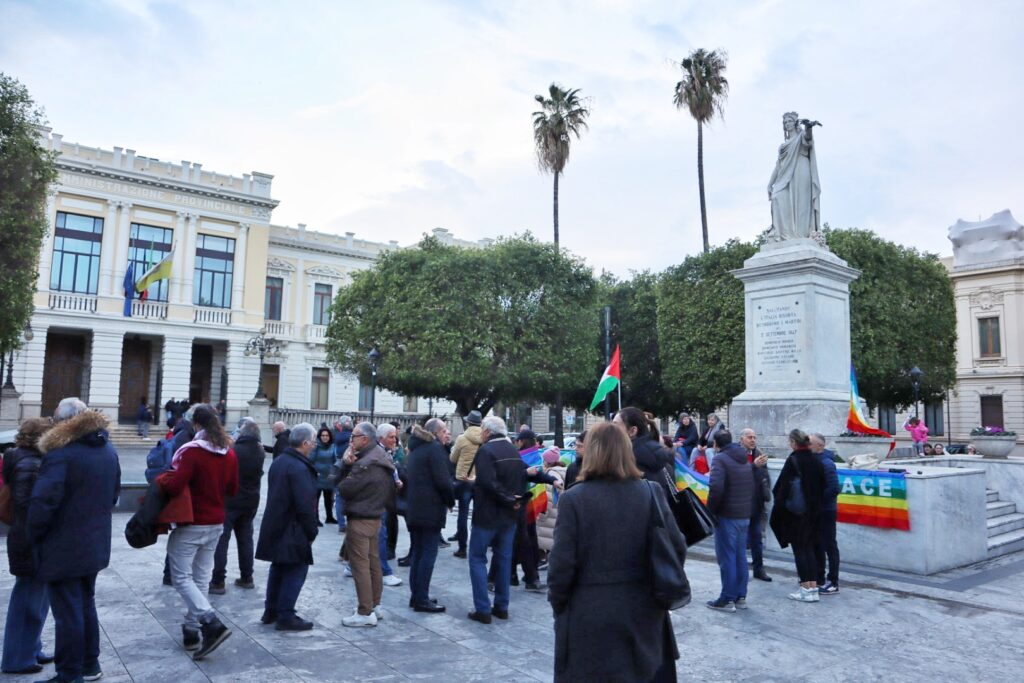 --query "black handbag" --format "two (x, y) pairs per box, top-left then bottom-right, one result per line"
(645, 481), (691, 610)
(658, 468), (714, 547)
